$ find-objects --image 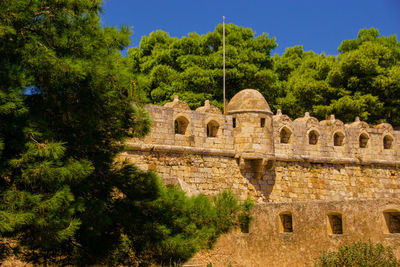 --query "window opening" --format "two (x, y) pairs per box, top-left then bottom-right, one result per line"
(174, 116), (189, 135)
(327, 214), (343, 235)
(207, 120), (219, 137)
(384, 135), (393, 149)
(232, 117), (236, 128)
(359, 133), (369, 148)
(260, 118), (266, 128)
(334, 132), (344, 146)
(308, 130), (319, 145)
(384, 211), (400, 233)
(280, 127), (291, 144)
(279, 213), (293, 233)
